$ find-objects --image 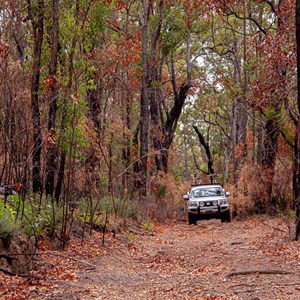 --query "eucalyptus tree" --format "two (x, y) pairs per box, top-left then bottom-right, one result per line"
(295, 0), (300, 240)
(0, 2), (32, 194)
(200, 0), (297, 213)
(174, 1), (249, 185)
(45, 0), (59, 196)
(27, 0), (45, 193)
(140, 0), (150, 196)
(145, 1), (202, 174)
